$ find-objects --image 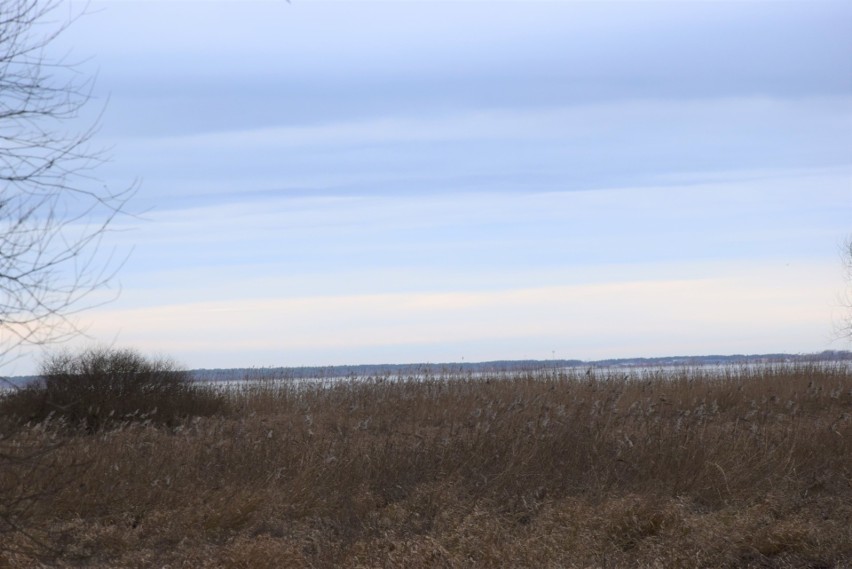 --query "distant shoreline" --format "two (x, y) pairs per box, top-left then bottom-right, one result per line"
(3, 350), (849, 387)
(188, 349), (852, 383)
